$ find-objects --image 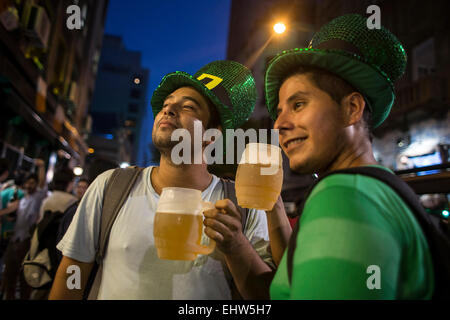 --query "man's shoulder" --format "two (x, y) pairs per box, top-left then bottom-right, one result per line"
(83, 166), (152, 200)
(313, 166), (396, 197)
(34, 187), (49, 200)
(0, 187), (13, 200)
(306, 166), (414, 220)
